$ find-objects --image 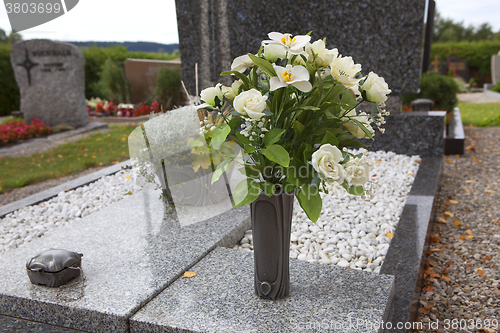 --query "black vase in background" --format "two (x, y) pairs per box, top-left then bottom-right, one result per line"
(250, 188), (294, 300)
